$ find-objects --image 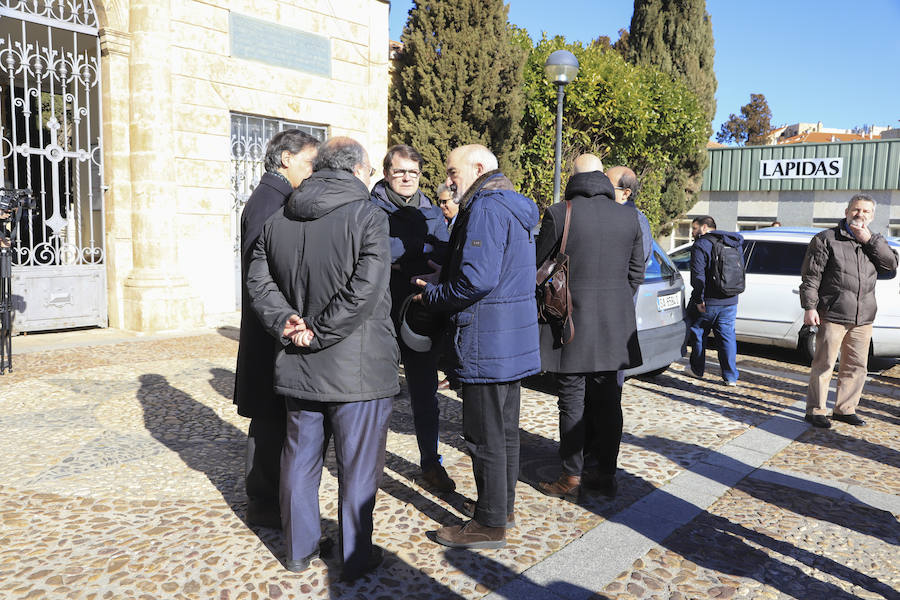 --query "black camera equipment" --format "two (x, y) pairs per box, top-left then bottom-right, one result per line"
(0, 187), (36, 374)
